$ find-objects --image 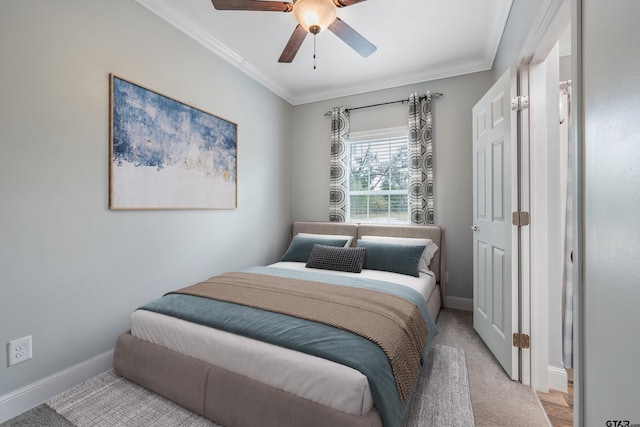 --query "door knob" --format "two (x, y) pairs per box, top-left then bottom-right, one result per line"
(470, 224), (478, 232)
